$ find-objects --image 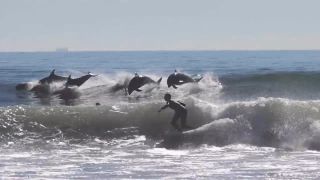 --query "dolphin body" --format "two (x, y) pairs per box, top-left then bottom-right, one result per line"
(30, 69), (68, 93)
(39, 69), (68, 84)
(128, 73), (162, 95)
(65, 73), (97, 87)
(31, 69), (68, 94)
(167, 71), (203, 89)
(16, 69), (67, 91)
